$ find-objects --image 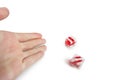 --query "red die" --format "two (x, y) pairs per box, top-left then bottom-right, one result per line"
(65, 36), (76, 47)
(67, 55), (84, 69)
